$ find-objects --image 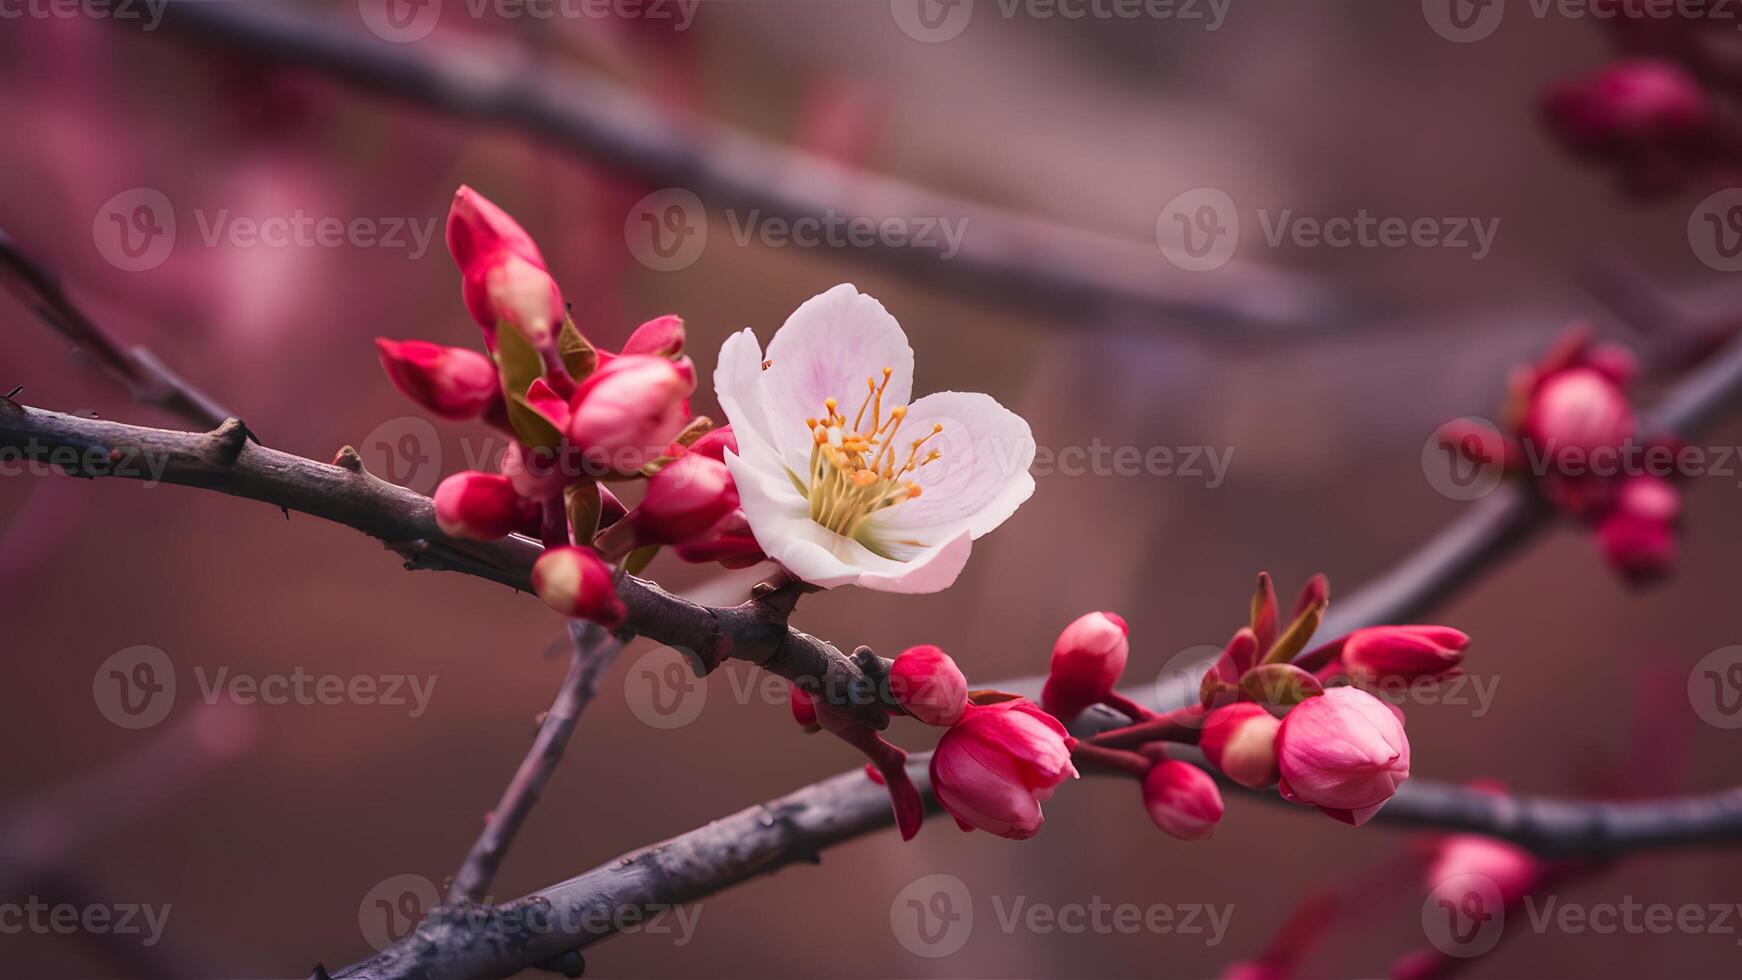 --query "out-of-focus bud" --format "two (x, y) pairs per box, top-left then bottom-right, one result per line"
(566, 355), (695, 477)
(1597, 474), (1680, 584)
(1141, 759), (1224, 842)
(374, 338), (499, 421)
(789, 684), (819, 733)
(887, 645), (969, 727)
(530, 545), (626, 629)
(1522, 366), (1636, 465)
(1543, 60), (1709, 153)
(1340, 625), (1470, 687)
(1040, 611), (1130, 723)
(622, 314), (686, 358)
(1426, 834), (1544, 913)
(1200, 703), (1280, 789)
(1435, 418), (1520, 473)
(1276, 687), (1409, 826)
(929, 699), (1078, 840)
(433, 471), (538, 540)
(625, 452), (740, 546)
(672, 510), (767, 568)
